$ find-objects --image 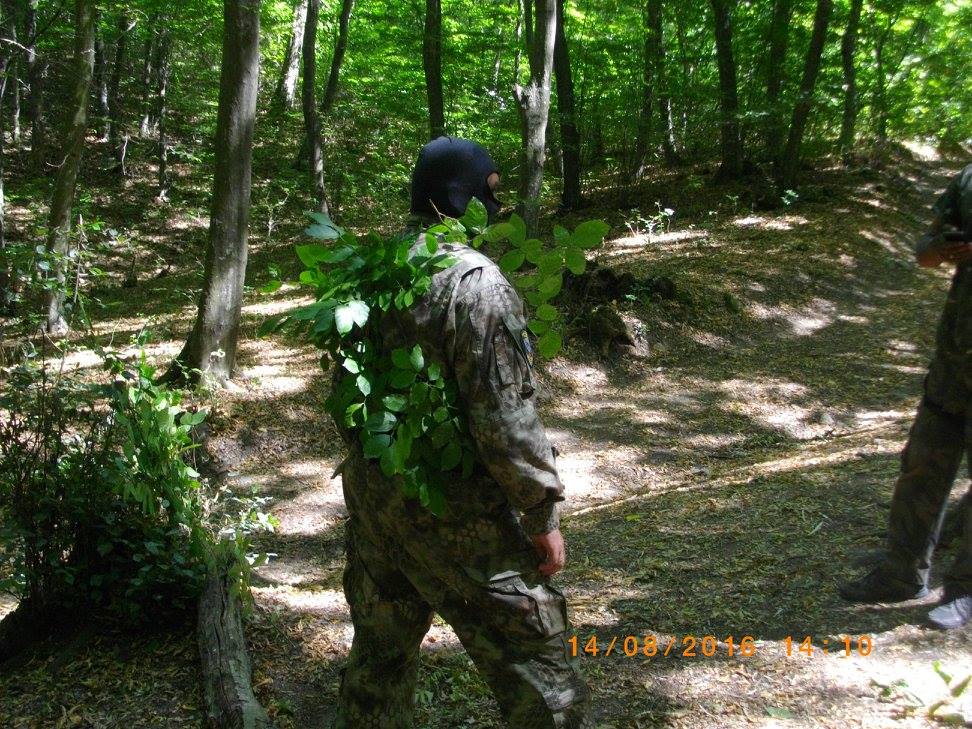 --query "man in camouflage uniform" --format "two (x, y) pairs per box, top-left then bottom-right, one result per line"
(333, 137), (591, 726)
(841, 163), (972, 630)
